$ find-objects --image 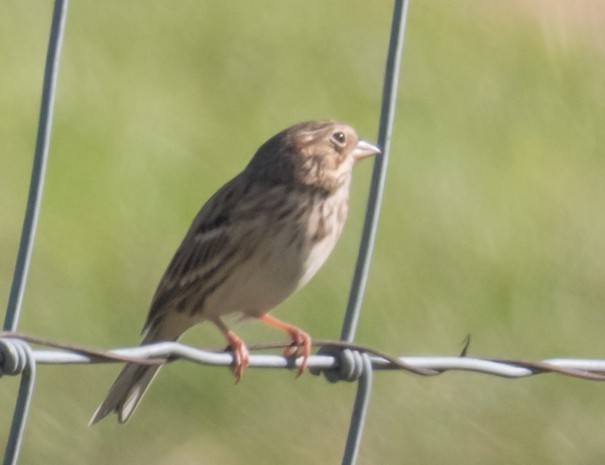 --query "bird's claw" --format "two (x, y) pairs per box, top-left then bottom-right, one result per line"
(283, 329), (311, 377)
(224, 331), (250, 383)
